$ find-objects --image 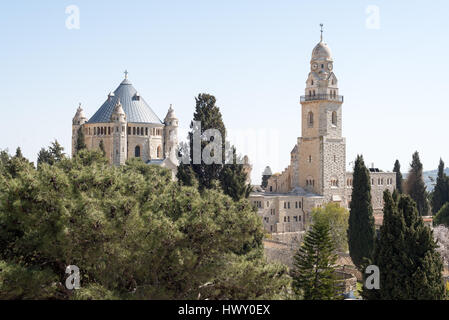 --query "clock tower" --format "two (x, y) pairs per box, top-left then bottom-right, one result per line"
(298, 25), (346, 204)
